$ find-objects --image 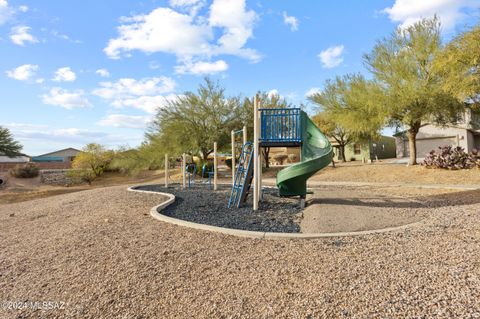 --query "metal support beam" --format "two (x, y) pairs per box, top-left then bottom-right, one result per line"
(214, 142), (218, 191)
